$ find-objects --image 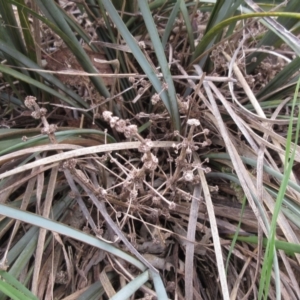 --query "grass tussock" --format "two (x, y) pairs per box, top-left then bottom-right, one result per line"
(1, 1), (300, 299)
